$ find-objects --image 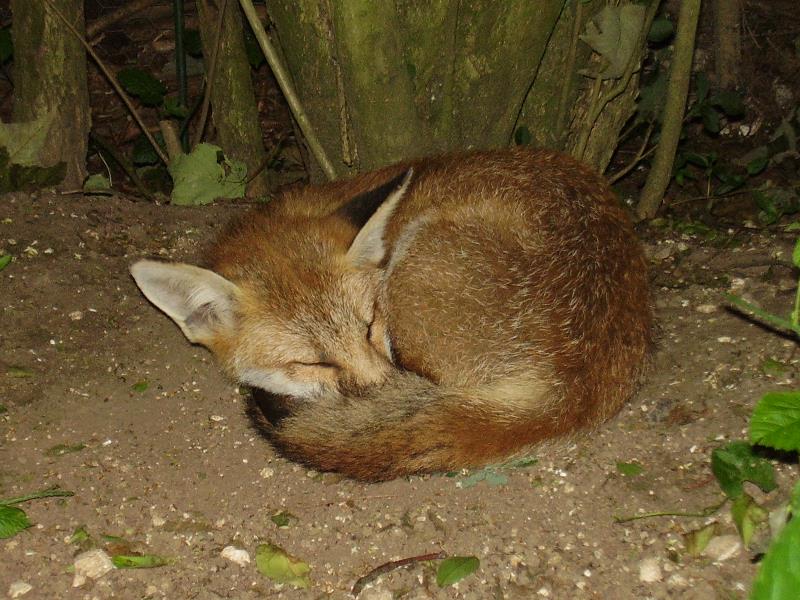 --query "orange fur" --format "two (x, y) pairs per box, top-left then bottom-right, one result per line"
(131, 148), (653, 481)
